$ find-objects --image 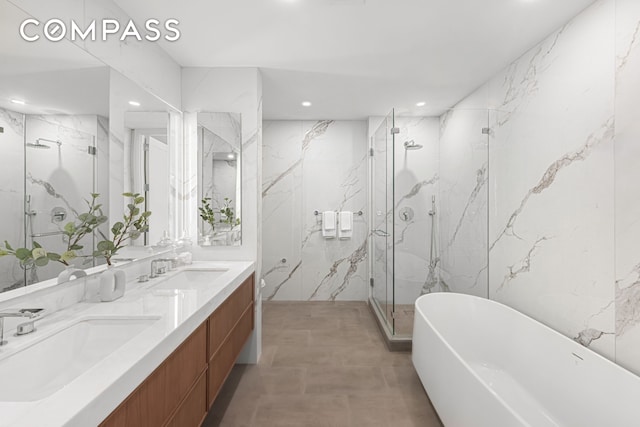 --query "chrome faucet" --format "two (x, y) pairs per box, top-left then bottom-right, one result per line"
(0, 308), (44, 346)
(150, 259), (168, 278)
